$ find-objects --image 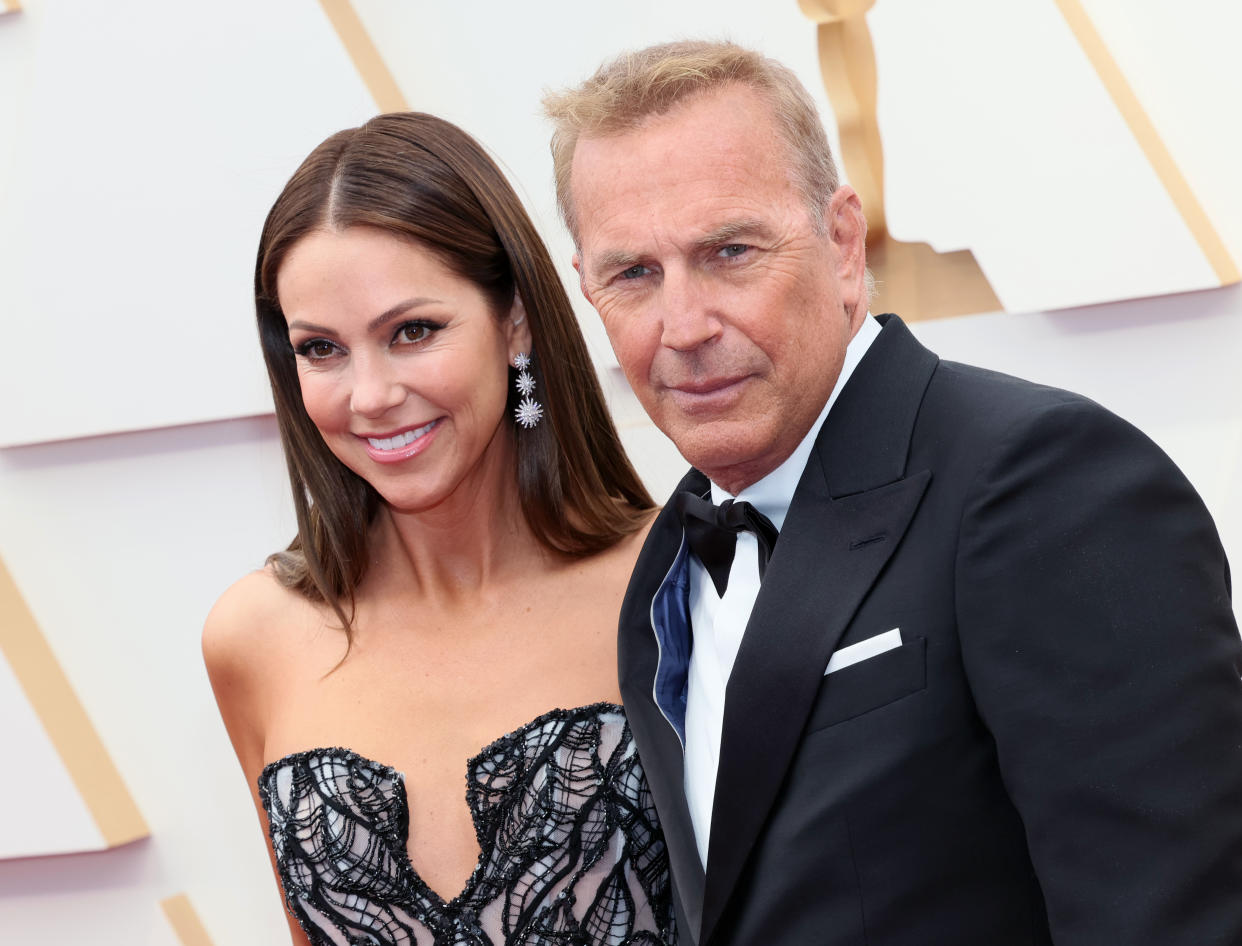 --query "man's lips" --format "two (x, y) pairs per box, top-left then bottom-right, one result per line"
(670, 376), (746, 395)
(664, 375), (751, 411)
